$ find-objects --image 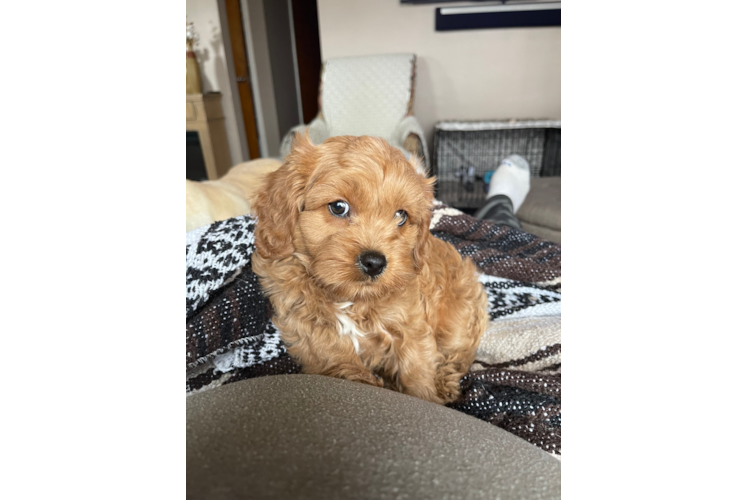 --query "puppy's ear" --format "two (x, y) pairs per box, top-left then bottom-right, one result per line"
(251, 131), (316, 259)
(413, 175), (436, 270)
(407, 155), (430, 178)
